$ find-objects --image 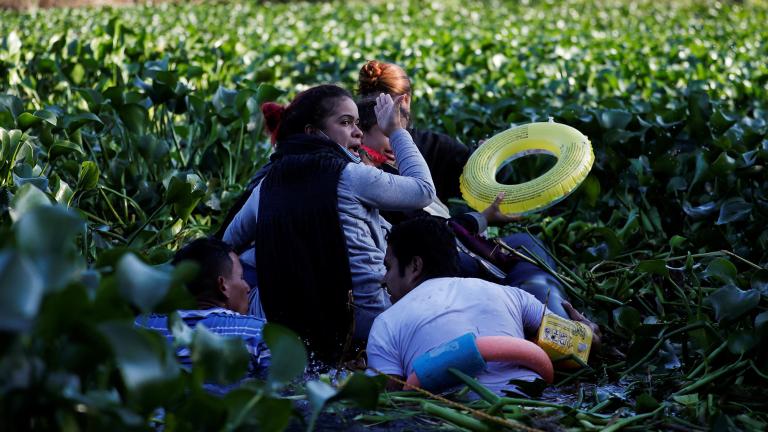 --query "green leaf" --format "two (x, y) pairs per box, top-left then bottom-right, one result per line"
(64, 112), (103, 131)
(669, 235), (687, 249)
(169, 311), (194, 346)
(689, 152), (709, 188)
(711, 152), (737, 175)
(701, 258), (737, 284)
(305, 380), (338, 430)
(191, 325), (250, 385)
(15, 204), (83, 256)
(77, 160), (100, 191)
(705, 286), (761, 323)
(727, 329), (757, 355)
(635, 393), (661, 413)
(579, 175), (601, 207)
(50, 139), (85, 158)
(597, 109), (632, 130)
(751, 270), (768, 296)
(118, 104), (148, 134)
(716, 197), (752, 225)
(264, 323), (307, 390)
(330, 373), (384, 409)
(99, 321), (180, 396)
(613, 306), (642, 334)
(255, 83), (283, 105)
(636, 259), (668, 277)
(0, 251), (45, 332)
(116, 253), (172, 313)
(9, 183), (52, 222)
(17, 110), (57, 130)
(755, 312), (768, 340)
